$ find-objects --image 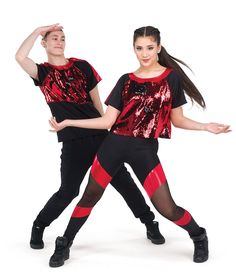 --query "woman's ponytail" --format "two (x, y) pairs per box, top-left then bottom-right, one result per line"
(159, 46), (206, 108)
